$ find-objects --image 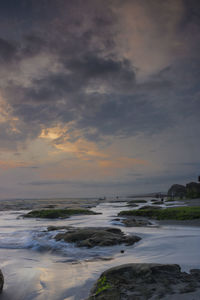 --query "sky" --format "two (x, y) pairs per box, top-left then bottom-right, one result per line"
(0, 0), (200, 199)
